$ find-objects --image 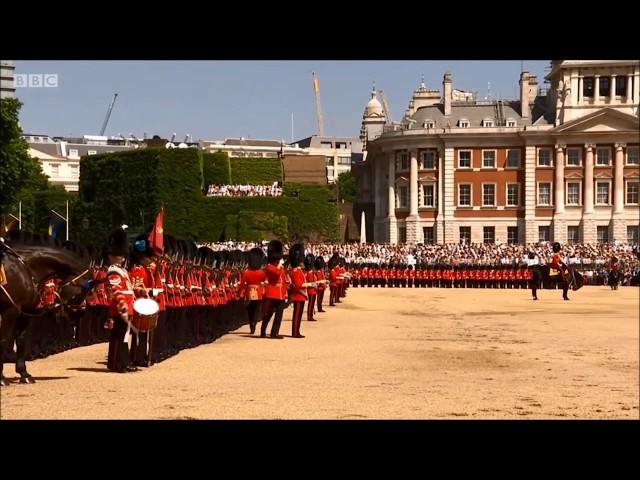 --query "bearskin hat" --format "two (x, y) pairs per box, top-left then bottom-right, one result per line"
(248, 247), (266, 270)
(104, 226), (129, 257)
(304, 253), (315, 271)
(552, 242), (561, 253)
(314, 256), (325, 270)
(289, 243), (305, 267)
(267, 240), (283, 263)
